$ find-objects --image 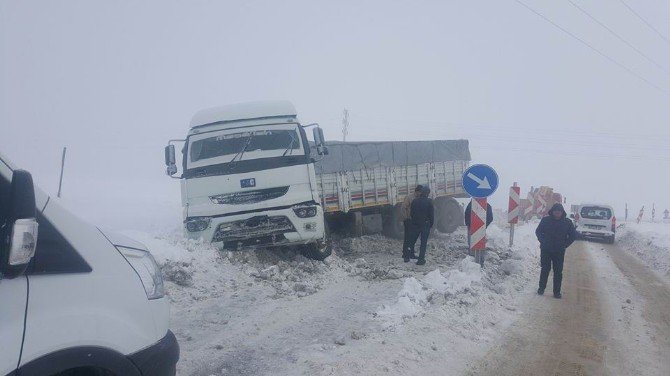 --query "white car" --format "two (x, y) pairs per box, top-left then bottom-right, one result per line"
(574, 204), (616, 244)
(1, 152), (179, 375)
